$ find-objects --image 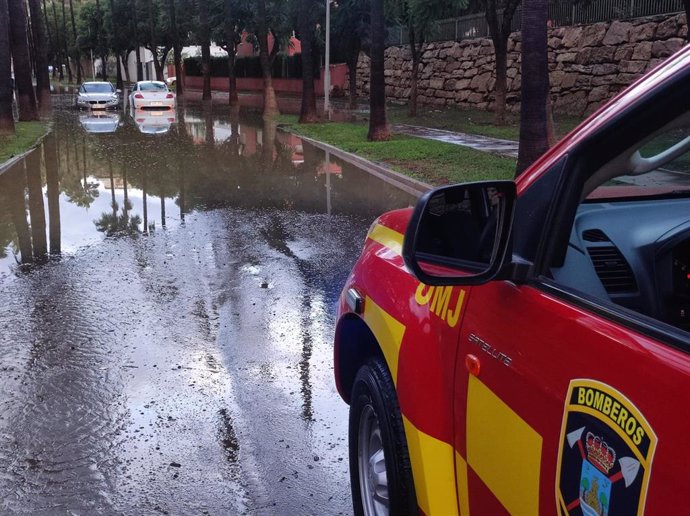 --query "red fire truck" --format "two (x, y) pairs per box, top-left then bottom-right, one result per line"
(334, 46), (690, 515)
